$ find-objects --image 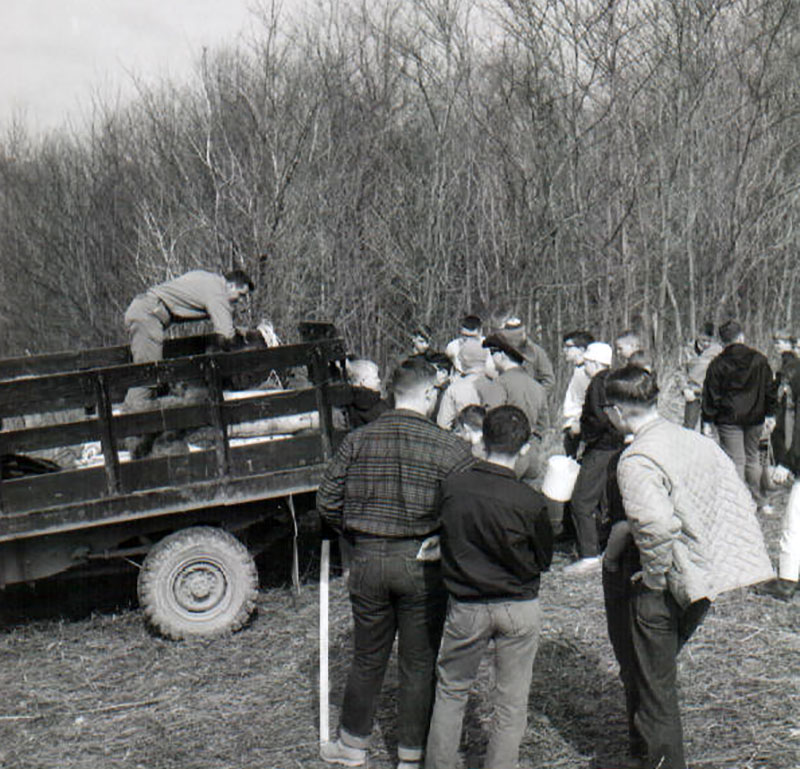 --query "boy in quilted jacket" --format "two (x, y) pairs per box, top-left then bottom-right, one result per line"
(603, 365), (773, 769)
